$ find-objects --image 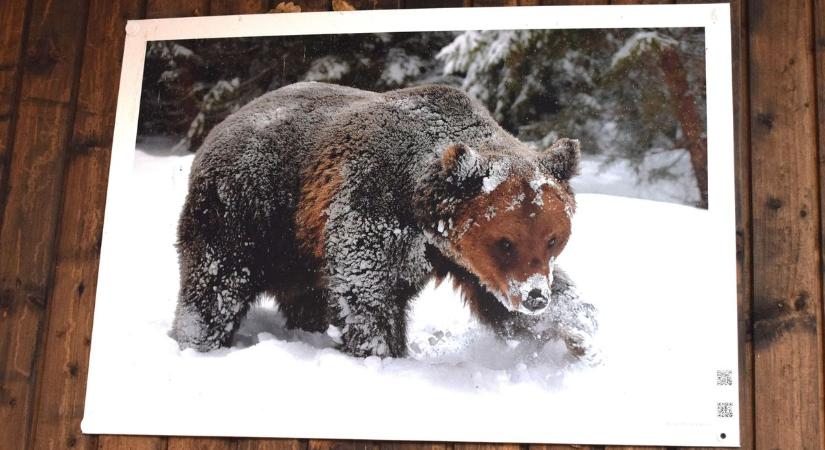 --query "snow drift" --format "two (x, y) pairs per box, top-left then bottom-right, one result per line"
(83, 144), (736, 445)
